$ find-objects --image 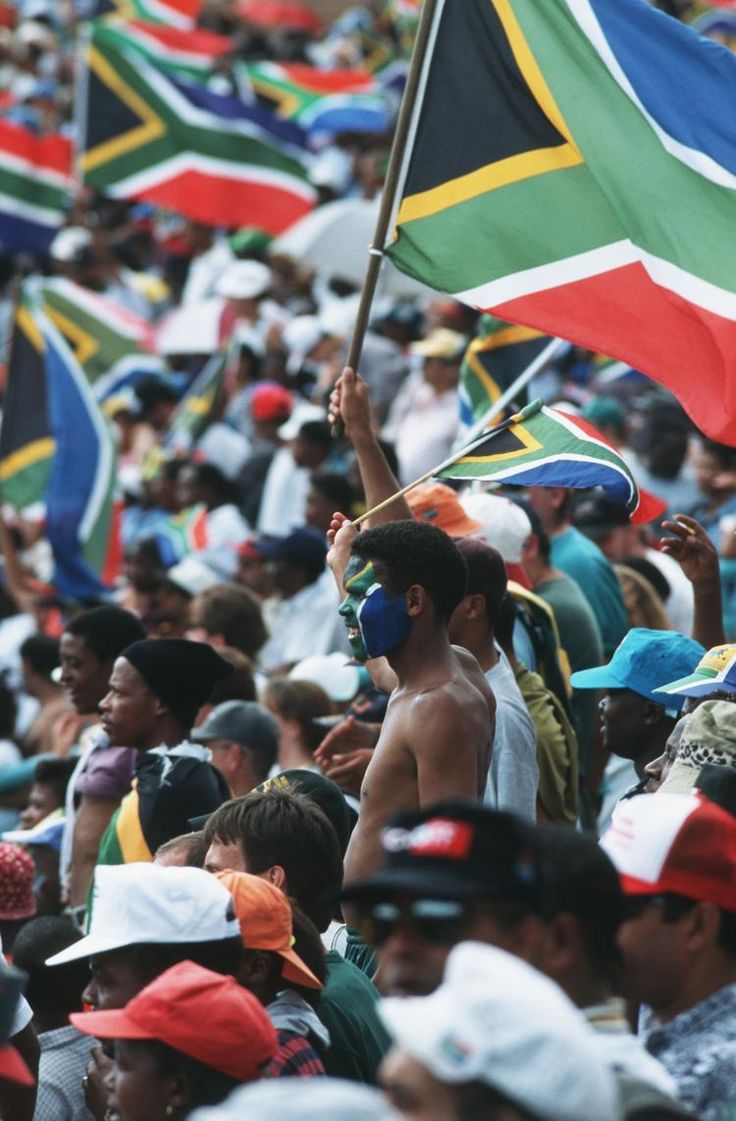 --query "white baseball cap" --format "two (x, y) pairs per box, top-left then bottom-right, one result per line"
(289, 653), (361, 703)
(379, 942), (619, 1121)
(460, 492), (532, 563)
(45, 864), (239, 966)
(216, 260), (271, 300)
(165, 556), (220, 598)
